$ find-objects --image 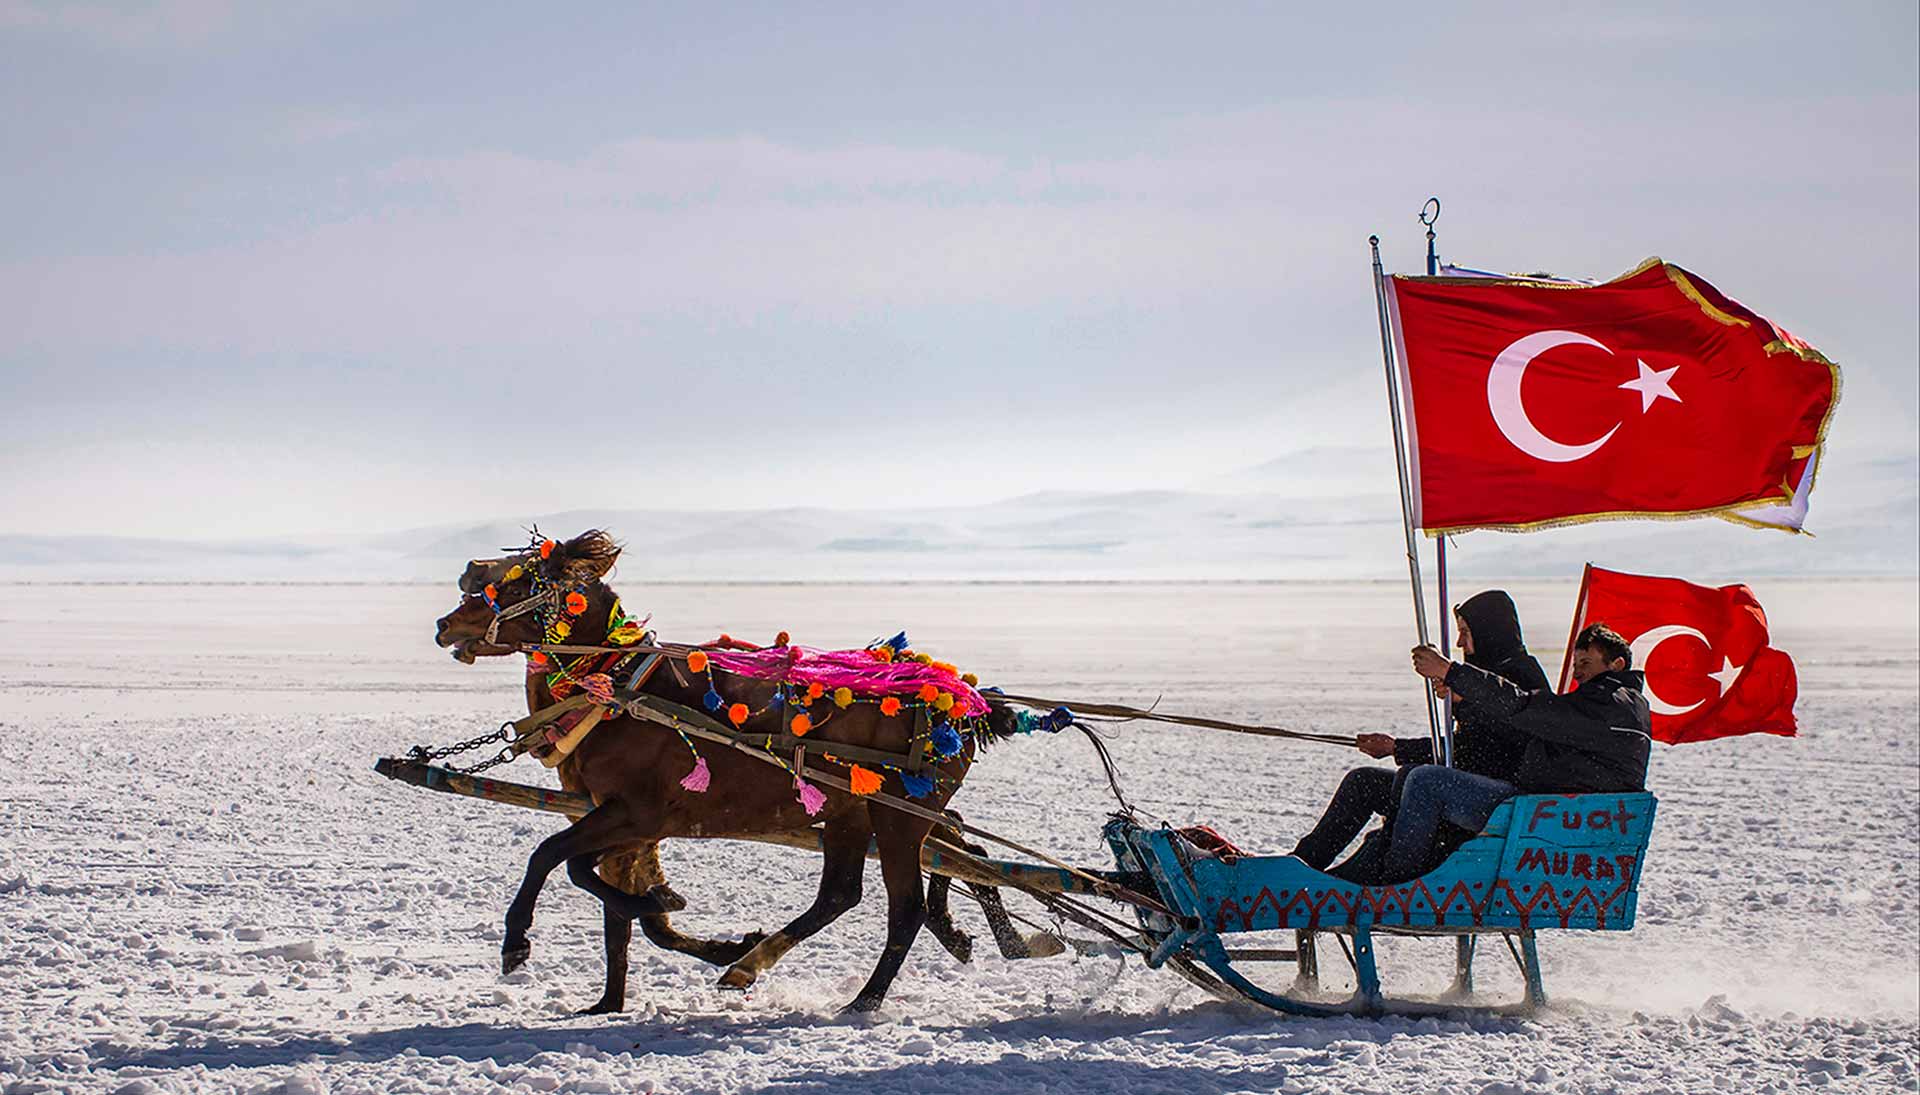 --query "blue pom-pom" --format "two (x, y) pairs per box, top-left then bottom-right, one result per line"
(769, 690), (785, 708)
(901, 773), (936, 798)
(702, 689), (724, 712)
(1046, 706), (1075, 732)
(930, 722), (963, 758)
